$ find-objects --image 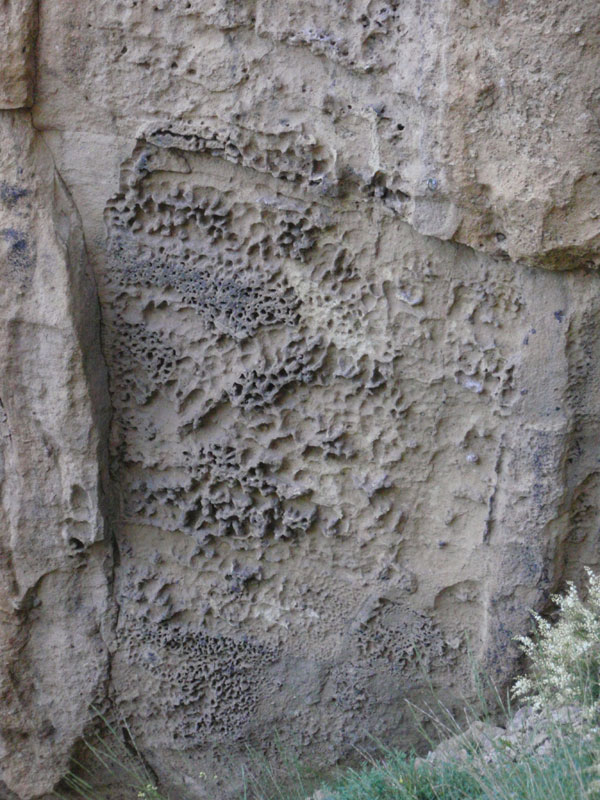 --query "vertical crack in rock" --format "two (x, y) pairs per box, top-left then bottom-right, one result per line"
(482, 433), (505, 545)
(0, 112), (113, 797)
